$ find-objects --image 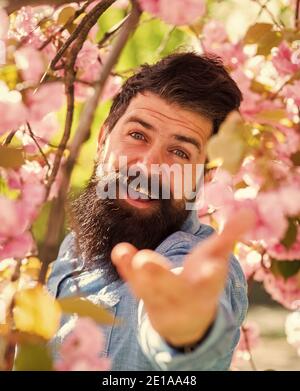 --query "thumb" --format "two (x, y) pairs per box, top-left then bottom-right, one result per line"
(111, 242), (138, 280)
